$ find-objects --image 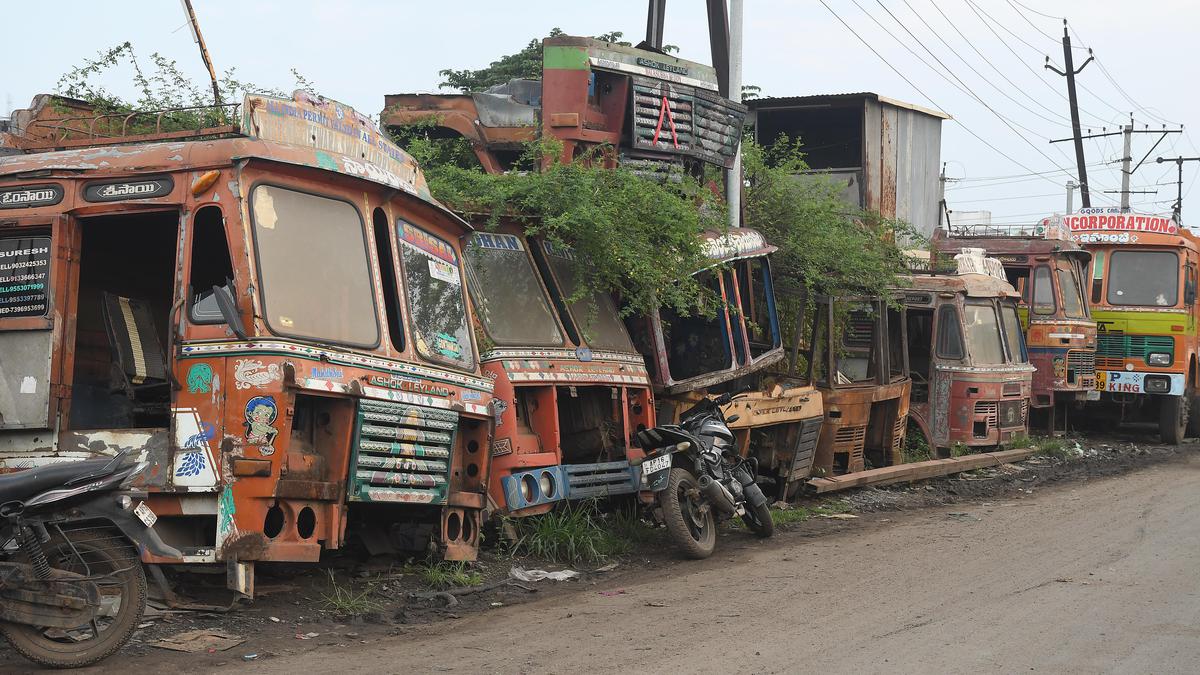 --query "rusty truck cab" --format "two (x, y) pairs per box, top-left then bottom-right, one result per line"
(627, 229), (824, 499)
(0, 92), (494, 593)
(804, 296), (911, 475)
(933, 223), (1096, 414)
(462, 224), (653, 514)
(899, 253), (1034, 451)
